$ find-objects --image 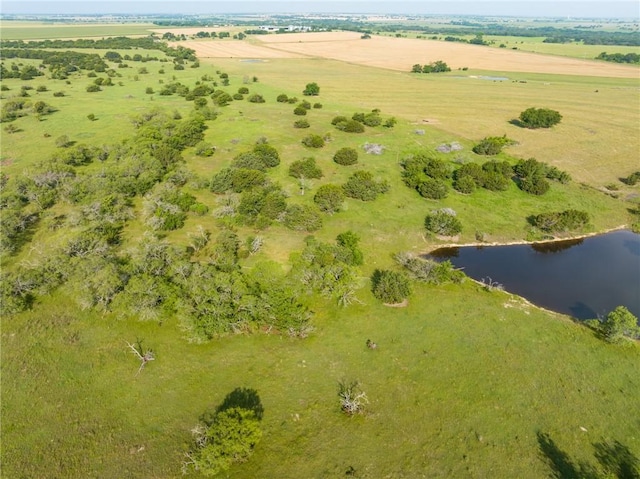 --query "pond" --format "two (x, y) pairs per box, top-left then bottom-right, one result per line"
(428, 230), (640, 320)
